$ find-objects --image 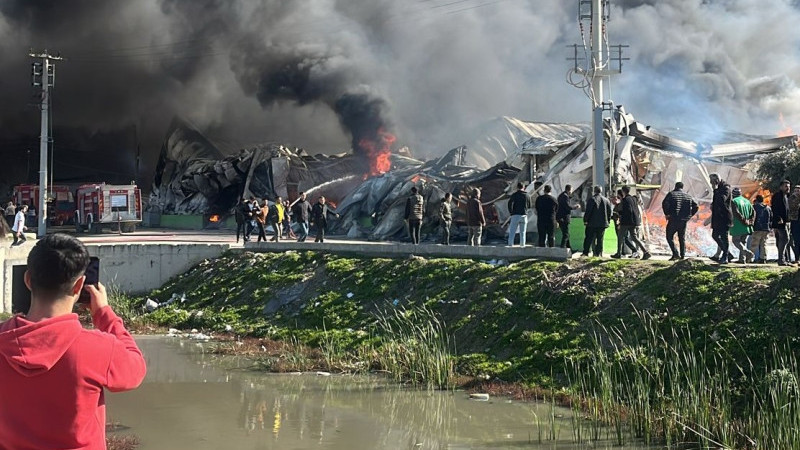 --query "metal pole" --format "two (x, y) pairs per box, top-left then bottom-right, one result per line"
(591, 0), (605, 190)
(37, 58), (49, 238)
